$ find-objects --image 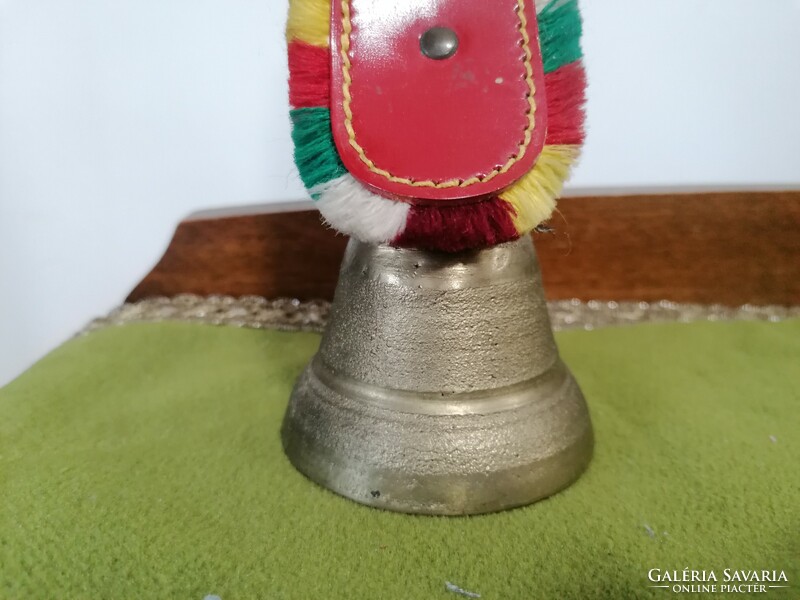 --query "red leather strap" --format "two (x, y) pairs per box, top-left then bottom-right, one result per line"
(330, 0), (548, 203)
